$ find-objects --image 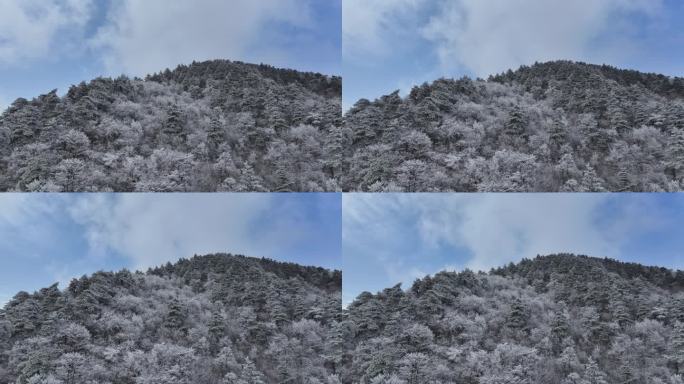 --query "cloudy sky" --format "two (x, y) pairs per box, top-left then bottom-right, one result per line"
(343, 0), (684, 110)
(343, 194), (684, 306)
(0, 0), (341, 112)
(0, 193), (341, 306)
